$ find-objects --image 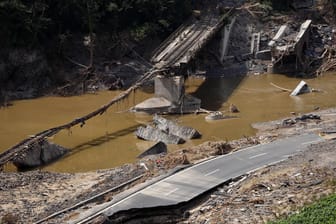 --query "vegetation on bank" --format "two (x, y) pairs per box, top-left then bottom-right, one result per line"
(269, 193), (336, 224)
(0, 0), (192, 47)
